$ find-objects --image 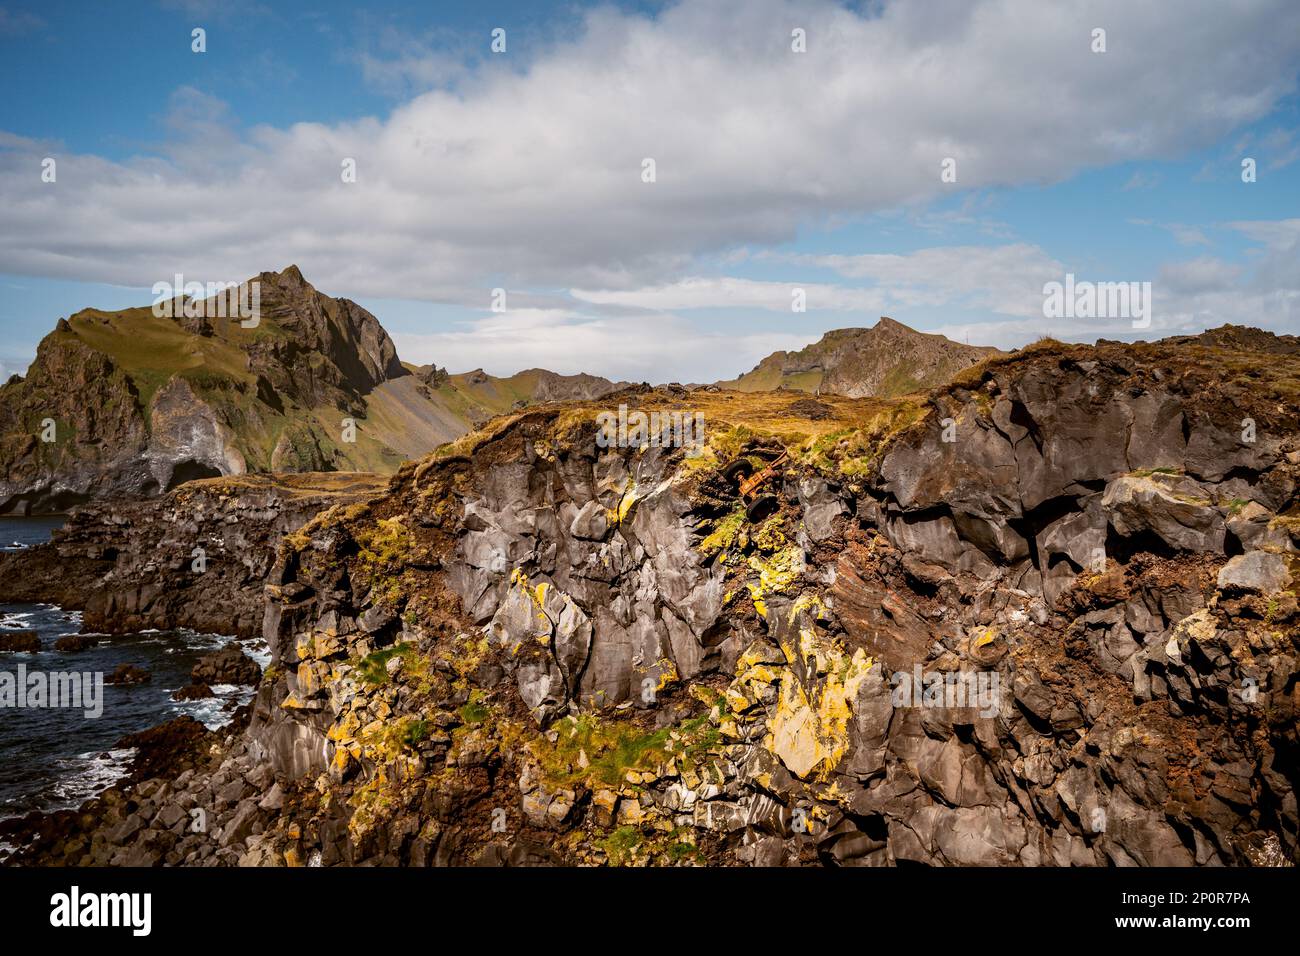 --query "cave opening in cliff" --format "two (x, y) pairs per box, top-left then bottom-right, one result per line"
(165, 460), (223, 491)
